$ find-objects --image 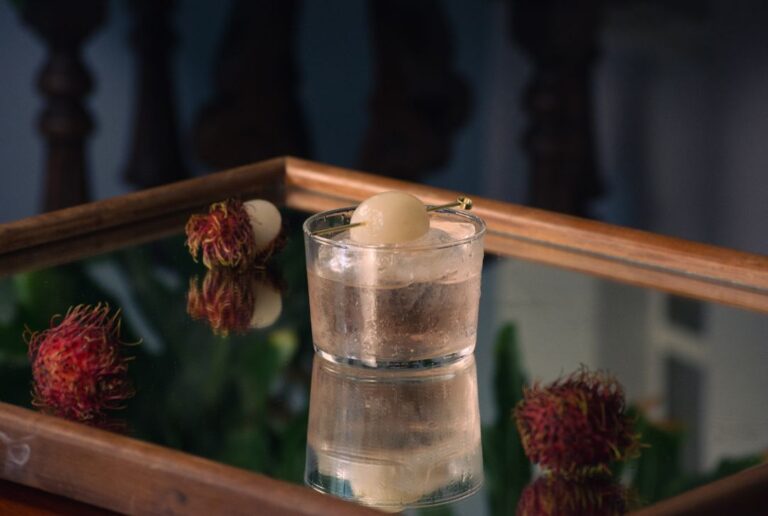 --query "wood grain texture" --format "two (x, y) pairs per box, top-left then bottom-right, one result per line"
(0, 479), (114, 515)
(0, 210), (188, 277)
(0, 402), (380, 516)
(0, 157), (285, 255)
(482, 232), (768, 314)
(631, 463), (768, 516)
(285, 157), (768, 311)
